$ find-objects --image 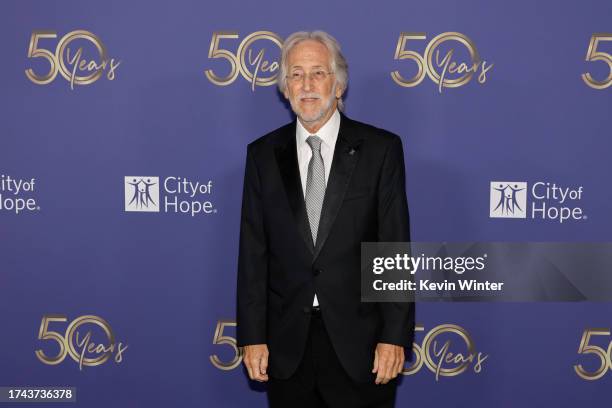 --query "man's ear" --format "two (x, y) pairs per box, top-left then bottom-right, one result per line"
(335, 85), (343, 99)
(283, 89), (289, 100)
